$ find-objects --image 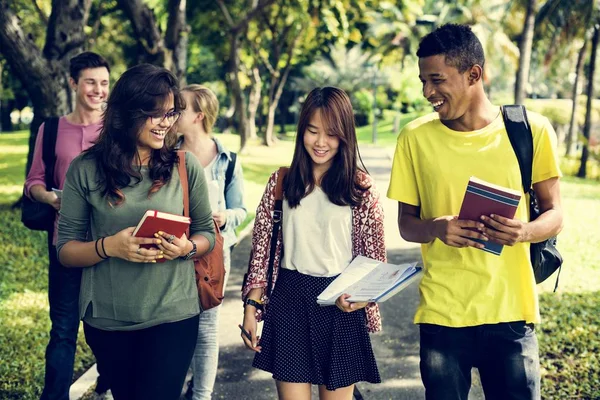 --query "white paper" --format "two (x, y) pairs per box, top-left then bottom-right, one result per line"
(317, 256), (422, 305)
(52, 188), (63, 199)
